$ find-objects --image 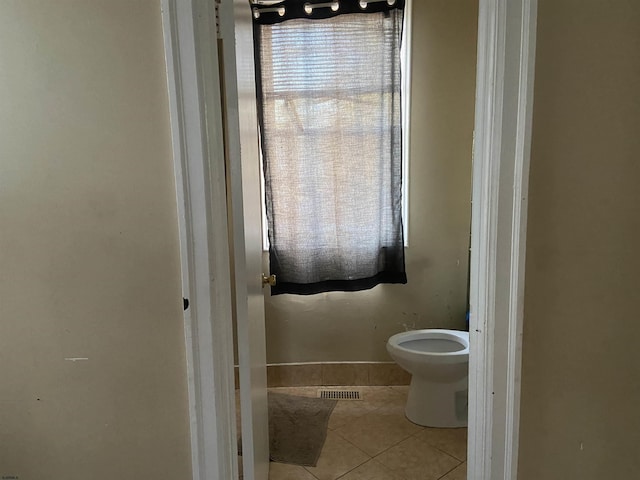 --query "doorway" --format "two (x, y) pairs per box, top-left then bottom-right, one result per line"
(161, 0), (537, 479)
(247, 1), (476, 478)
